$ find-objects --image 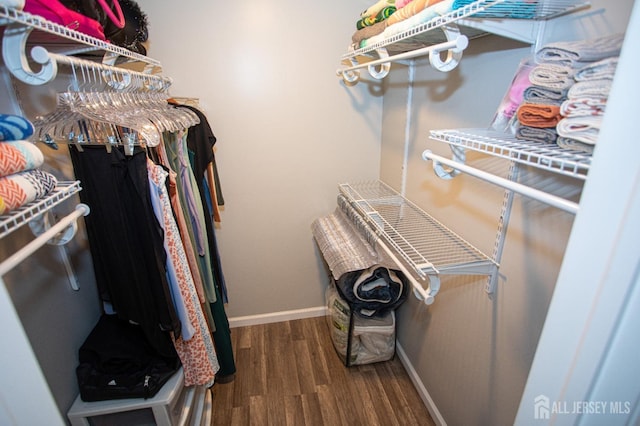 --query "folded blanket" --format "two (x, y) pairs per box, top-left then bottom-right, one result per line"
(515, 124), (558, 144)
(528, 63), (575, 90)
(357, 6), (397, 30)
(452, 0), (537, 19)
(535, 33), (624, 67)
(556, 136), (595, 154)
(560, 97), (607, 117)
(336, 266), (408, 318)
(574, 57), (619, 81)
(523, 85), (567, 105)
(361, 0), (396, 19)
(0, 114), (34, 142)
(0, 140), (45, 177)
(516, 103), (563, 128)
(556, 116), (602, 145)
(567, 79), (612, 100)
(0, 169), (57, 215)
